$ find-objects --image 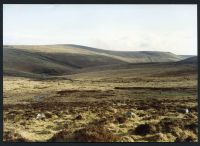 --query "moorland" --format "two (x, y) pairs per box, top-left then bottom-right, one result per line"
(3, 45), (198, 142)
